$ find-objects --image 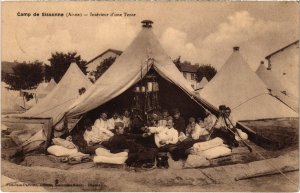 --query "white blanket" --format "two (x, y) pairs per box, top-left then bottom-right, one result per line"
(52, 138), (76, 149)
(95, 147), (128, 157)
(193, 137), (224, 151)
(93, 155), (127, 165)
(47, 145), (78, 157)
(200, 146), (231, 160)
